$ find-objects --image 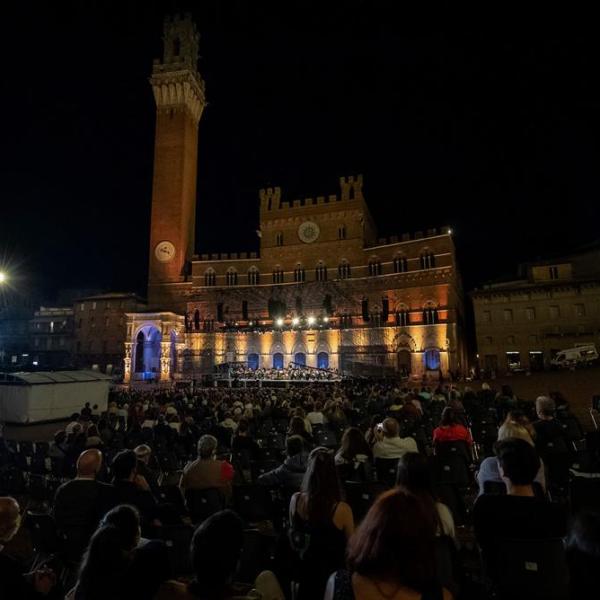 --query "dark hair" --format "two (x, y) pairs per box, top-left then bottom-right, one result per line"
(189, 510), (244, 598)
(496, 438), (540, 485)
(77, 506), (140, 600)
(340, 427), (372, 461)
(440, 406), (457, 427)
(299, 447), (341, 523)
(396, 452), (436, 499)
(346, 487), (437, 591)
(236, 419), (249, 434)
(286, 435), (304, 457)
(111, 450), (138, 481)
(288, 416), (307, 437)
